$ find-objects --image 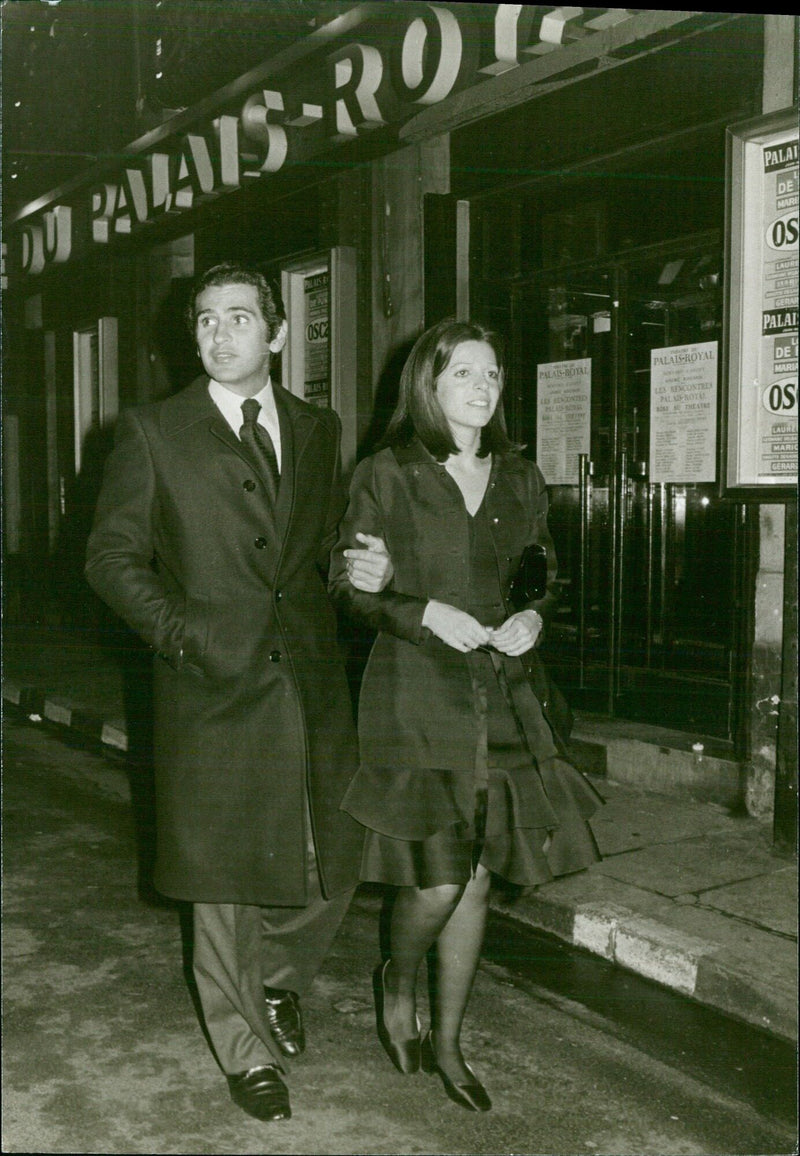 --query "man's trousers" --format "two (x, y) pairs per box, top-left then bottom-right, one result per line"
(193, 861), (353, 1074)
